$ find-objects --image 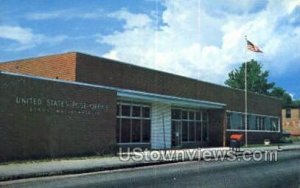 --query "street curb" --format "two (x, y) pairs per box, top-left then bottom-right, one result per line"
(1, 147), (300, 182)
(0, 160), (179, 182)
